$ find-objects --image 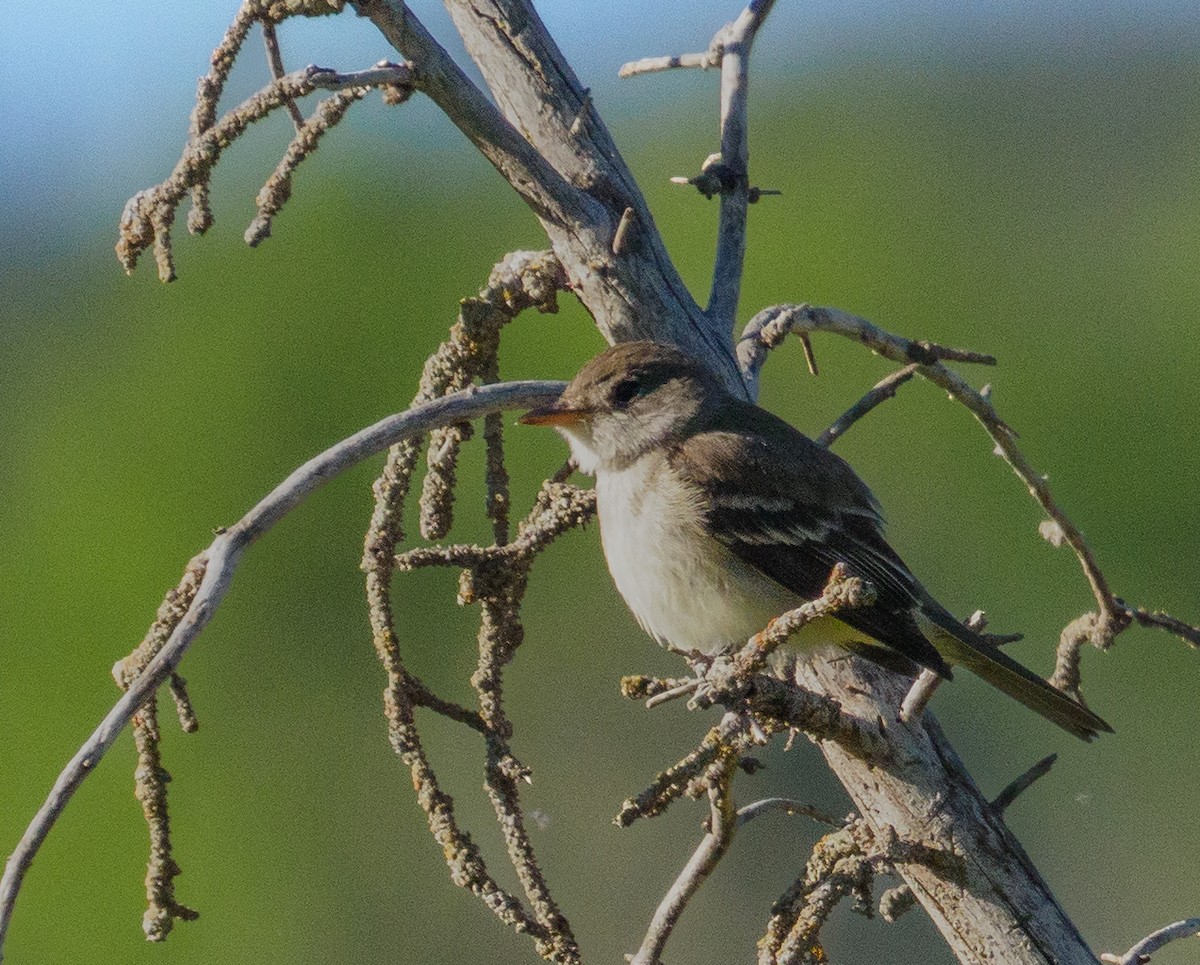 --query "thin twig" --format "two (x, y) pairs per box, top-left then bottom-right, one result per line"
(1101, 919), (1200, 965)
(0, 381), (564, 959)
(816, 363), (919, 448)
(991, 754), (1058, 815)
(628, 760), (739, 965)
(261, 22), (307, 130)
(736, 798), (842, 829)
